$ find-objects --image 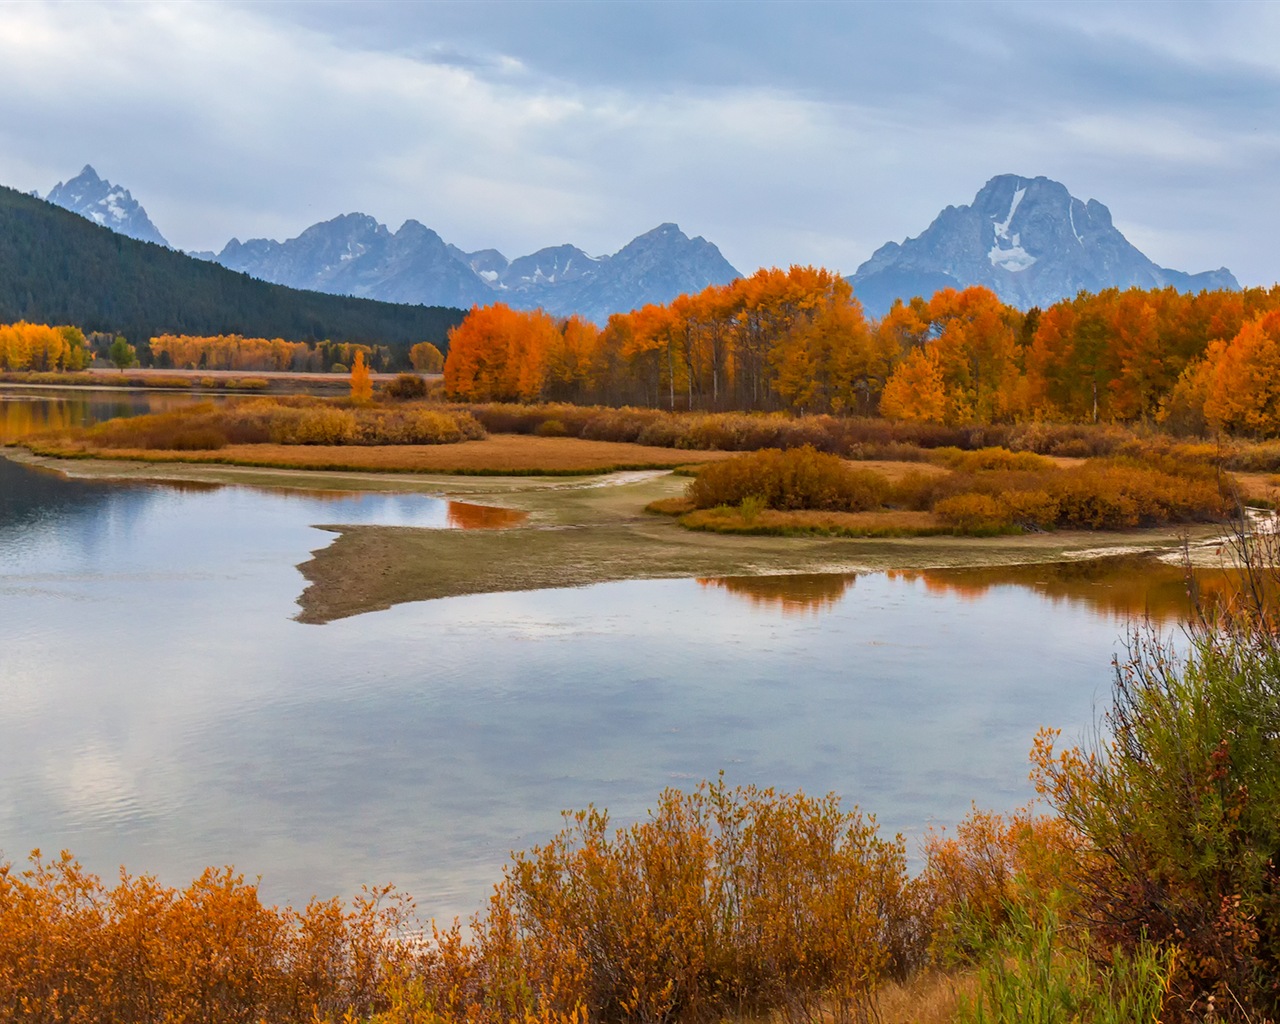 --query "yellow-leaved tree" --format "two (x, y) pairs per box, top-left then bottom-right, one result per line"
(350, 349), (373, 403)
